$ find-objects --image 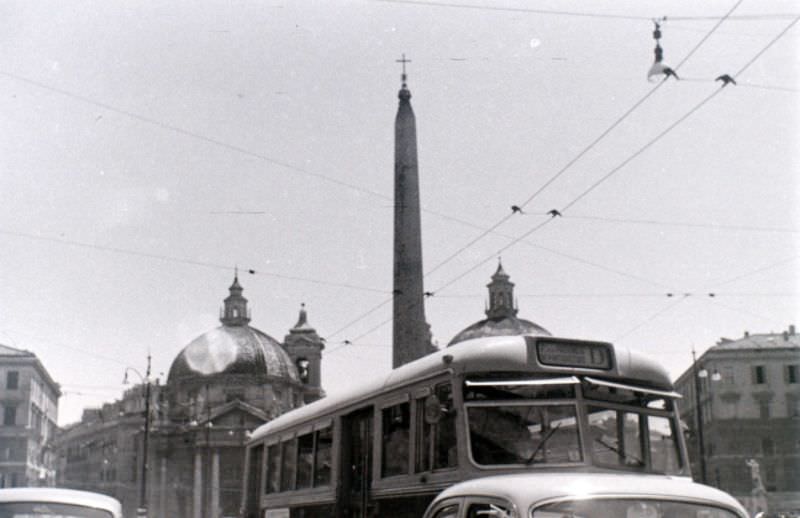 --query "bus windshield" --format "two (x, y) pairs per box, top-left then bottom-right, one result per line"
(465, 377), (582, 466)
(531, 498), (740, 518)
(464, 376), (683, 474)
